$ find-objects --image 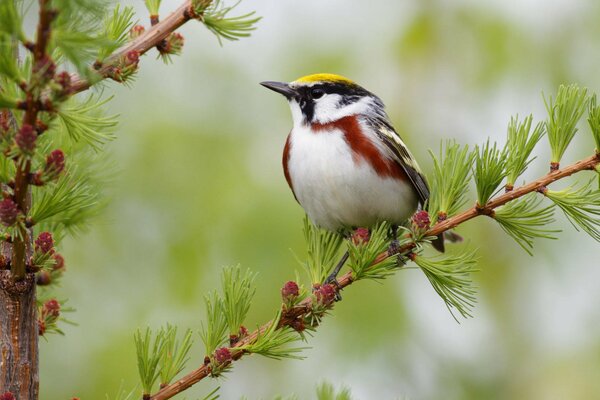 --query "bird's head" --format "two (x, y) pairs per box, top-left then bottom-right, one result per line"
(261, 73), (384, 126)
